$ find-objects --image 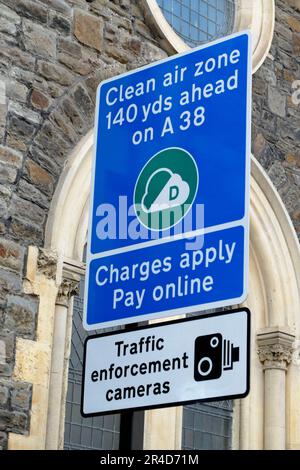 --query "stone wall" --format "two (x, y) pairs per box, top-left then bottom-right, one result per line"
(0, 0), (299, 450)
(252, 0), (300, 235)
